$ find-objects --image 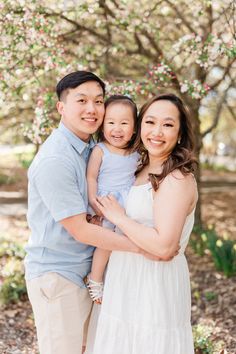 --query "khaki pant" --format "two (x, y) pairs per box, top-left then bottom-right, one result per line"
(26, 272), (92, 354)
